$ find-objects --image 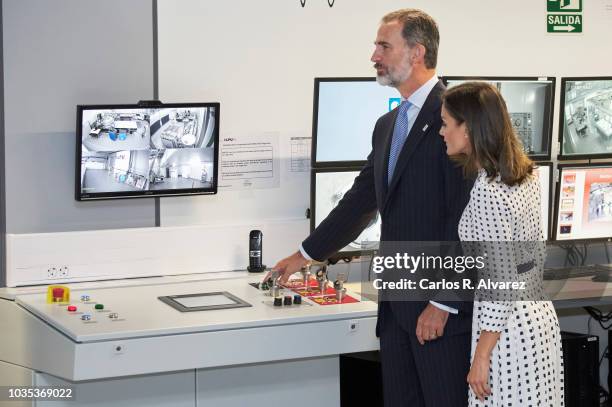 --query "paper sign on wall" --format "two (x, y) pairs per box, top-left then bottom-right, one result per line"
(219, 132), (280, 190)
